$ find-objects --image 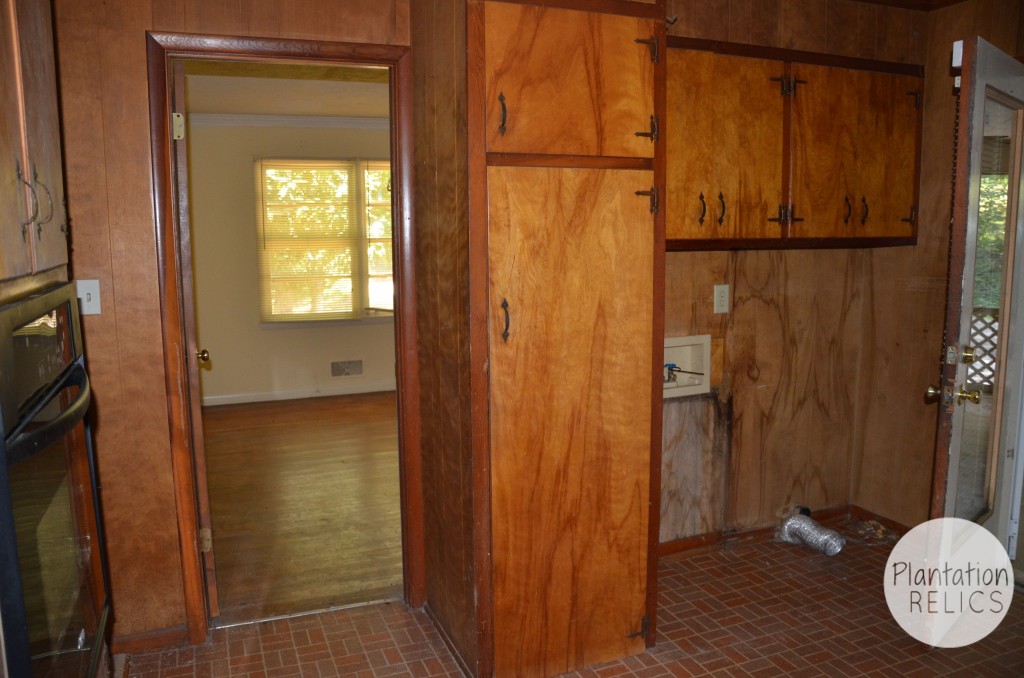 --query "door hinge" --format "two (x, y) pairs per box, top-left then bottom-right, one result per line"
(635, 114), (659, 143)
(172, 112), (186, 140)
(770, 75), (807, 97)
(628, 614), (650, 639)
(1008, 448), (1016, 460)
(636, 187), (658, 214)
(635, 36), (659, 63)
(908, 89), (922, 109)
(768, 203), (789, 225)
(199, 527), (212, 553)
